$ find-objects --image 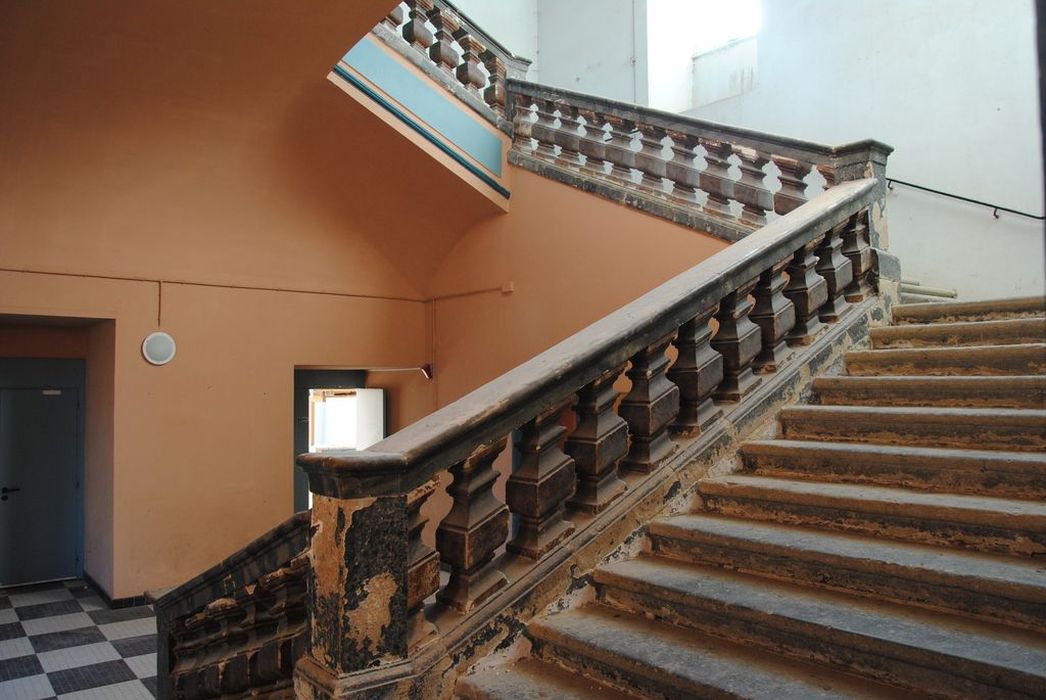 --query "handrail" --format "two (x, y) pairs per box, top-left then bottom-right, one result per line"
(887, 178), (1045, 221)
(299, 178), (879, 498)
(507, 80), (892, 169)
(505, 79), (891, 241)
